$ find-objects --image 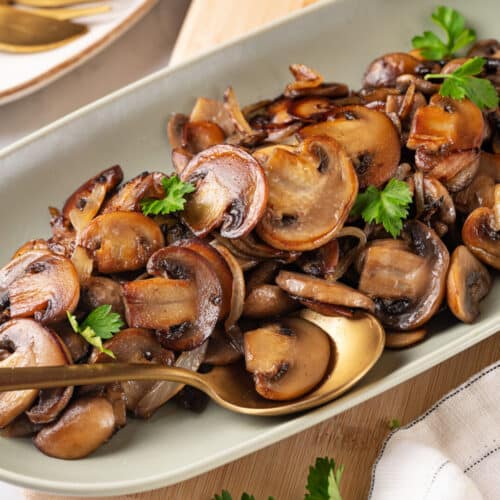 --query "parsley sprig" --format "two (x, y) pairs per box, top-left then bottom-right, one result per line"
(67, 305), (124, 358)
(411, 6), (476, 60)
(140, 175), (195, 216)
(425, 57), (499, 110)
(351, 179), (413, 239)
(213, 456), (343, 500)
